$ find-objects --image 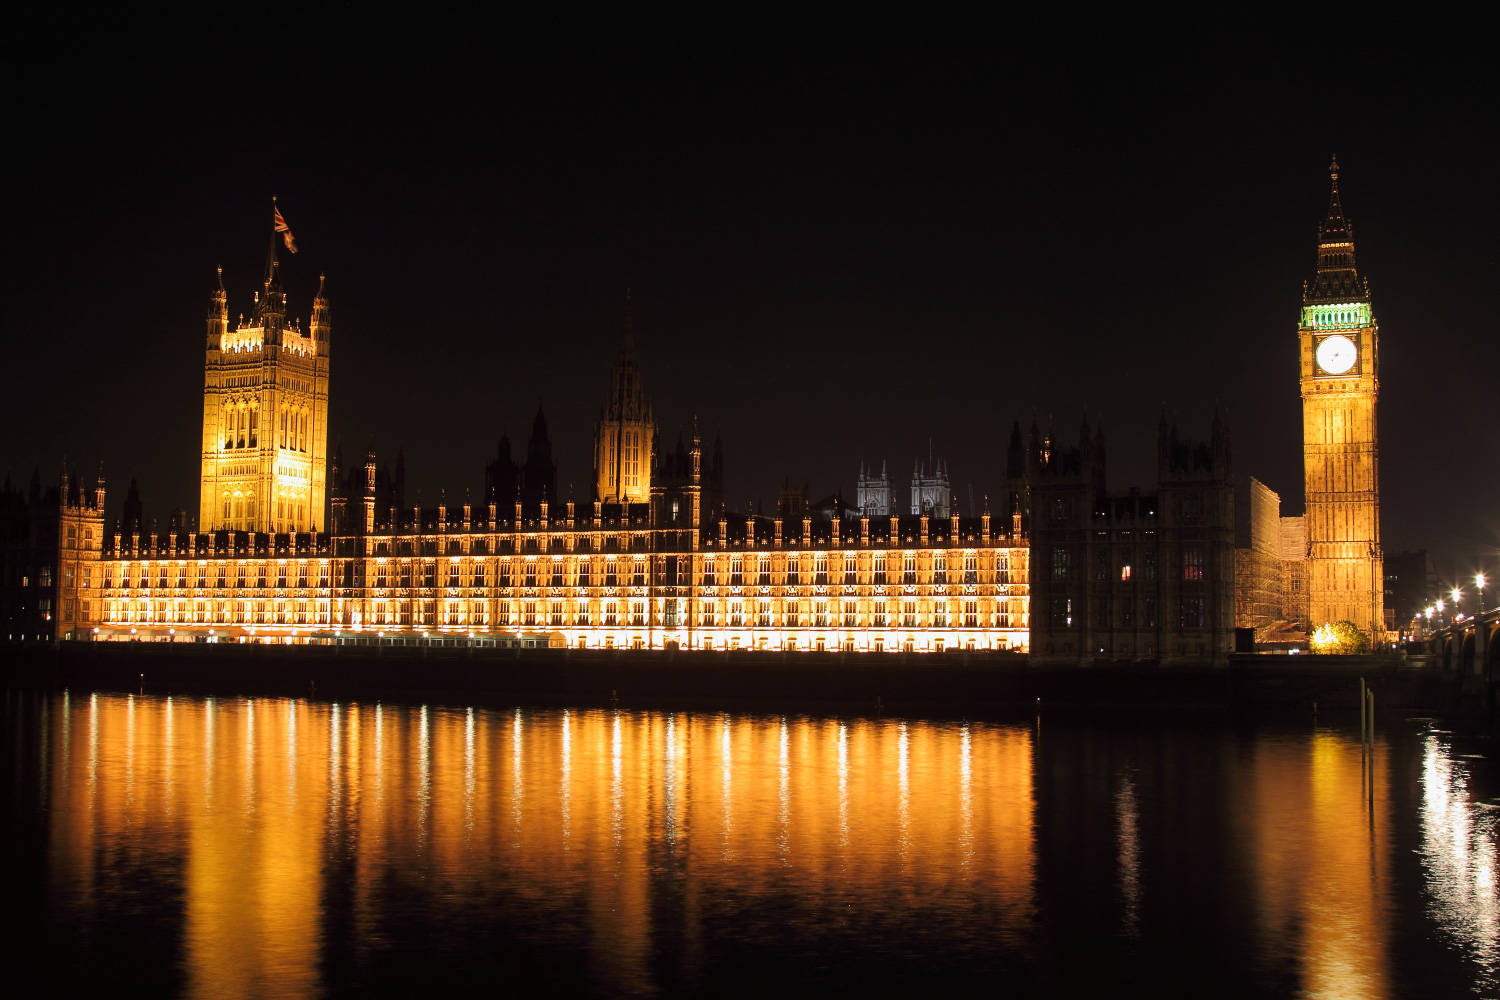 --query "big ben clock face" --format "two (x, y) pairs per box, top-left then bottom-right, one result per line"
(1316, 334), (1357, 375)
